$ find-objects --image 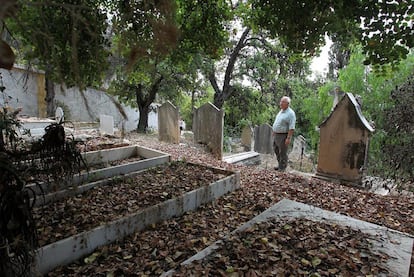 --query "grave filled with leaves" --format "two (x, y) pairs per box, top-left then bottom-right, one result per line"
(34, 161), (233, 246)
